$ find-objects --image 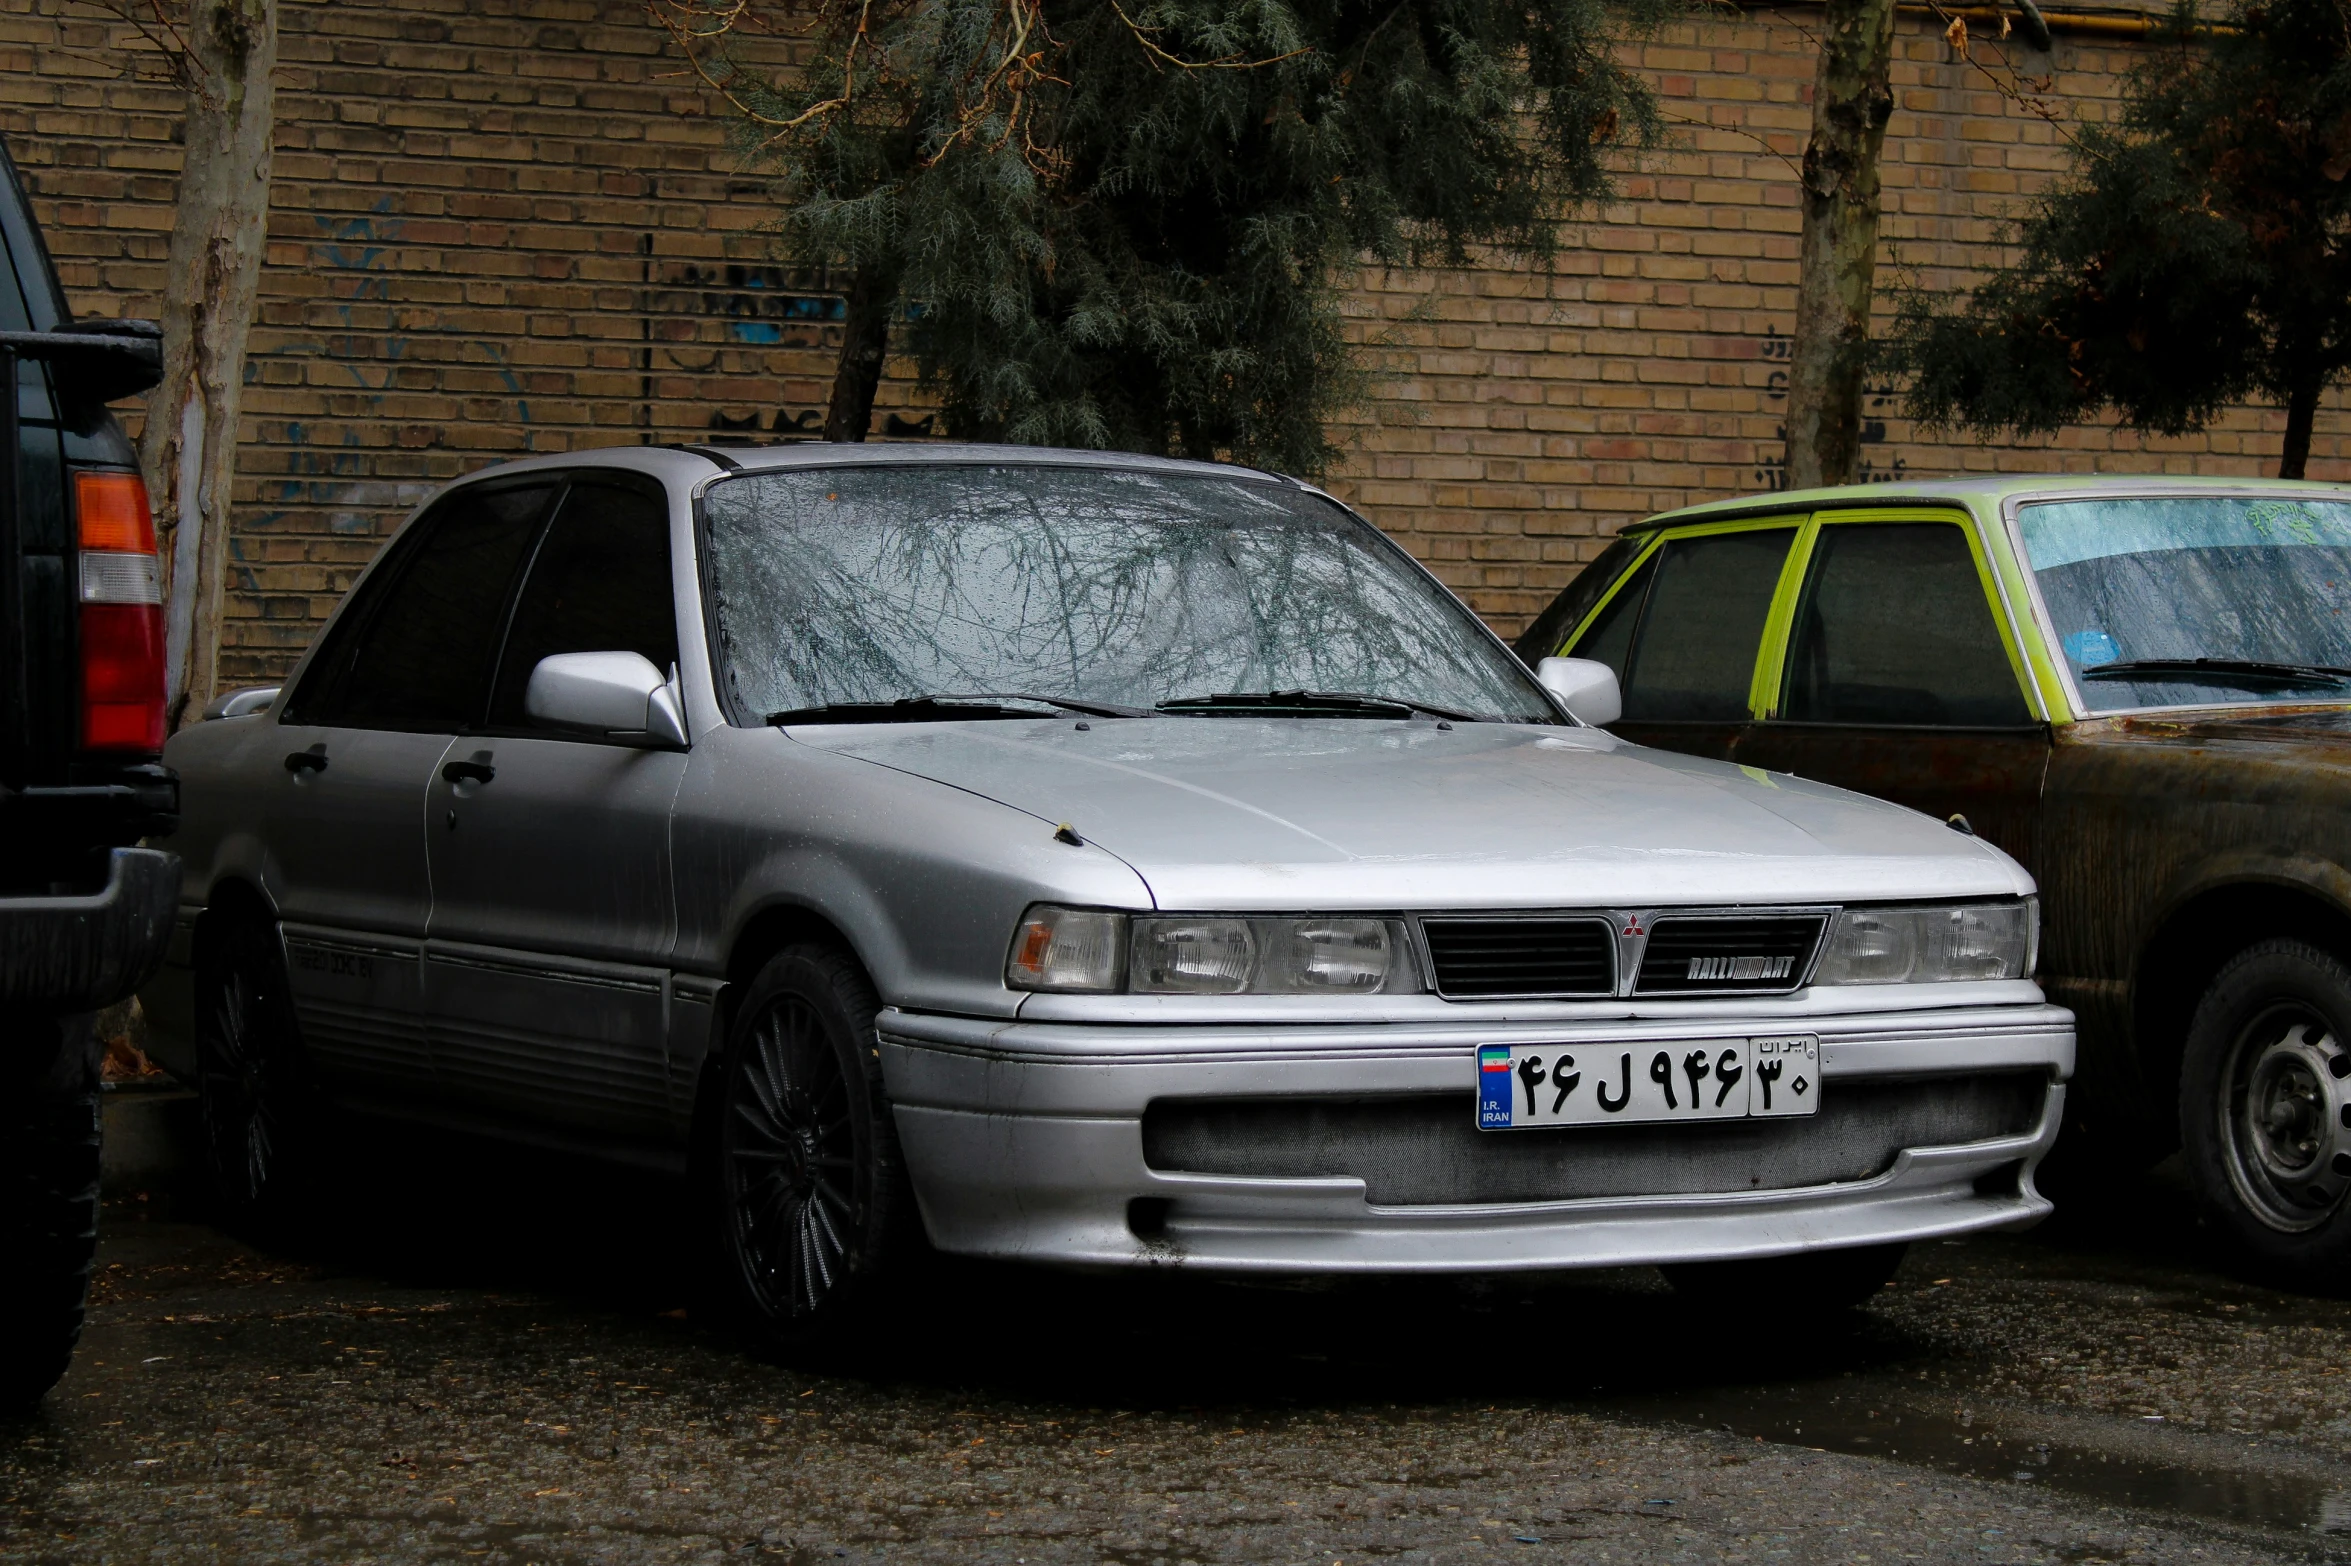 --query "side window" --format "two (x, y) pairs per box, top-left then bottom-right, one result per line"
(1514, 533), (1643, 664)
(1566, 550), (1655, 681)
(289, 483), (553, 730)
(1781, 523), (2033, 725)
(1618, 528), (1796, 721)
(487, 481), (678, 730)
